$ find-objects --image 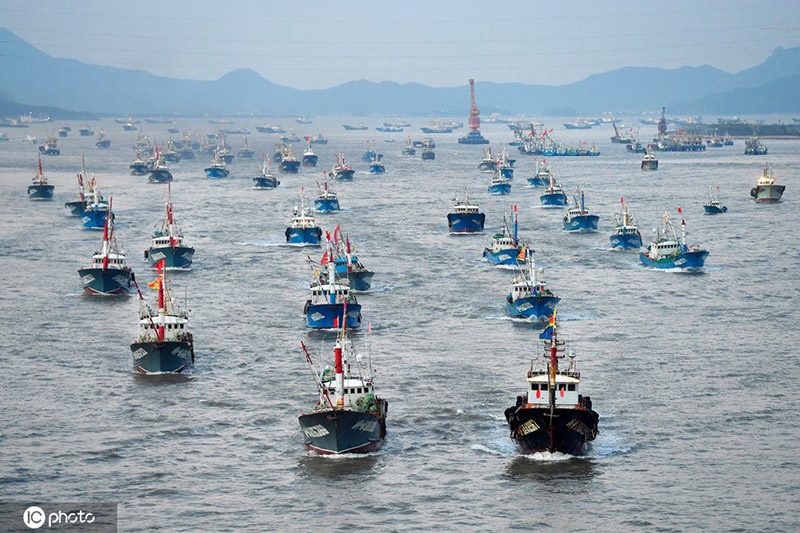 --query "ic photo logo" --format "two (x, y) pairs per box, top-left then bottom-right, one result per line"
(22, 506), (45, 529)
